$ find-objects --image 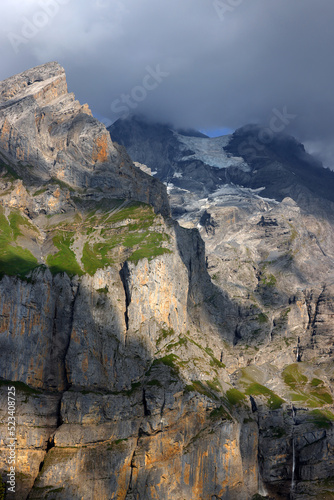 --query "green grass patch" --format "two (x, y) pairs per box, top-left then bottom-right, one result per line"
(283, 365), (333, 407)
(79, 201), (171, 274)
(209, 405), (232, 421)
(290, 393), (309, 402)
(311, 378), (324, 387)
(206, 379), (221, 393)
(47, 232), (83, 277)
(283, 364), (308, 389)
(0, 208), (39, 278)
(261, 273), (277, 287)
(184, 380), (219, 400)
(81, 241), (114, 276)
(156, 327), (175, 346)
(166, 336), (188, 352)
(184, 335), (226, 368)
(146, 379), (162, 388)
(309, 409), (334, 429)
(123, 231), (148, 247)
(0, 154), (20, 180)
(257, 313), (269, 323)
(0, 379), (41, 395)
(245, 383), (284, 409)
(115, 438), (128, 445)
(125, 381), (141, 396)
(225, 388), (246, 406)
(127, 232), (171, 263)
(105, 201), (153, 224)
(33, 187), (48, 197)
(151, 354), (180, 376)
(8, 211), (38, 240)
(310, 391), (333, 404)
(96, 286), (108, 294)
